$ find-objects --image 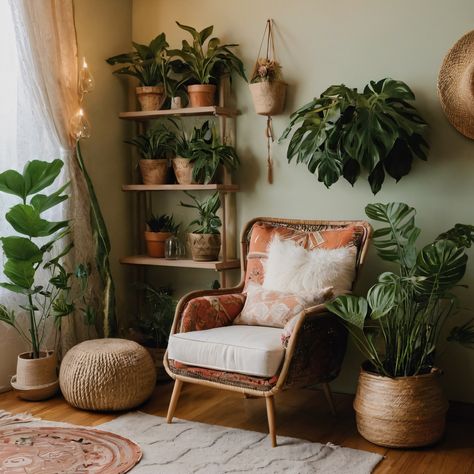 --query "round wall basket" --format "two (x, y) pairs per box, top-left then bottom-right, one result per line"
(438, 29), (474, 139)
